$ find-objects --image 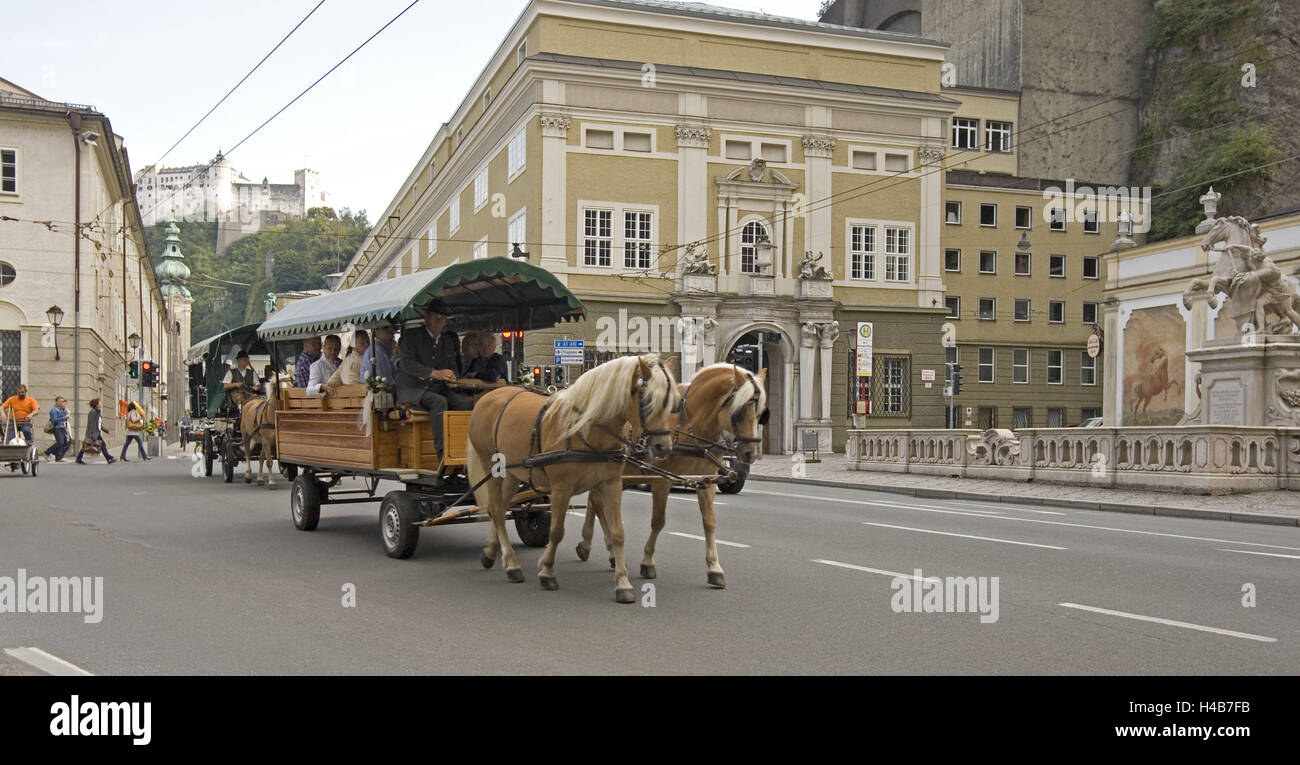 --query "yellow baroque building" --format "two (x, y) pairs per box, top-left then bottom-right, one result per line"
(340, 0), (1130, 453)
